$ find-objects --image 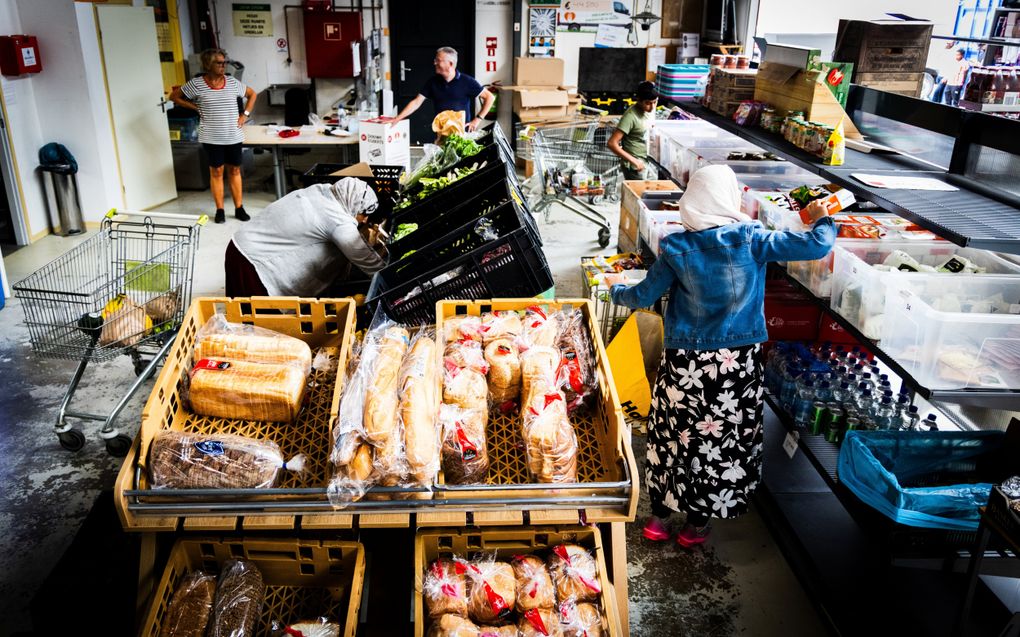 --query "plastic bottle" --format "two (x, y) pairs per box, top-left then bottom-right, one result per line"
(901, 405), (921, 432)
(793, 381), (816, 428)
(780, 366), (802, 411)
(925, 413), (939, 431)
(815, 380), (833, 404)
(853, 388), (874, 427)
(873, 397), (896, 430)
(832, 381), (852, 406)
